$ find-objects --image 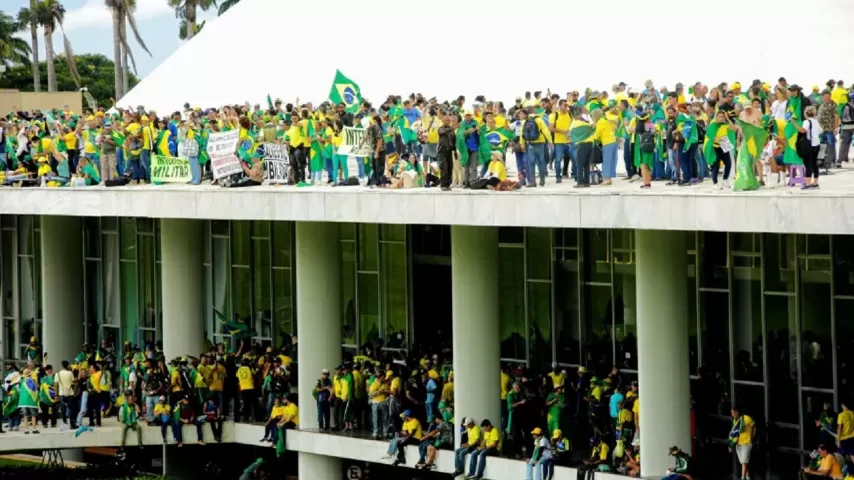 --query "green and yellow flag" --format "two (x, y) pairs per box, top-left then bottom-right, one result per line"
(328, 70), (362, 113)
(570, 121), (595, 144)
(783, 95), (804, 166)
(733, 120), (770, 192)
